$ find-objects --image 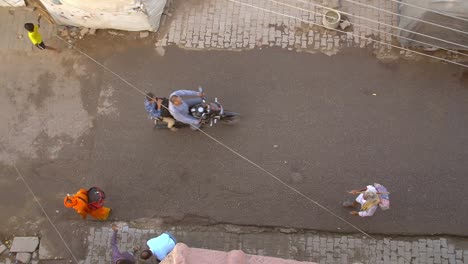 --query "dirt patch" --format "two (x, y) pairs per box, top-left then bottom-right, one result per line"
(29, 72), (56, 109)
(460, 70), (468, 87)
(0, 51), (93, 163)
(269, 23), (288, 33)
(73, 31), (149, 60)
